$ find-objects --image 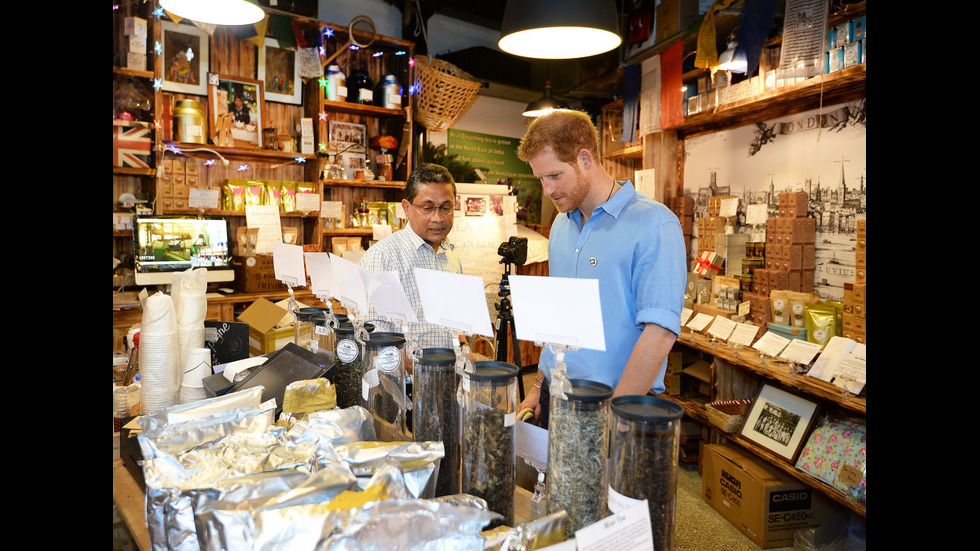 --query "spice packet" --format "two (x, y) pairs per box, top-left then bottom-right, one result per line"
(222, 179), (246, 211)
(244, 180), (266, 206)
(804, 302), (838, 348)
